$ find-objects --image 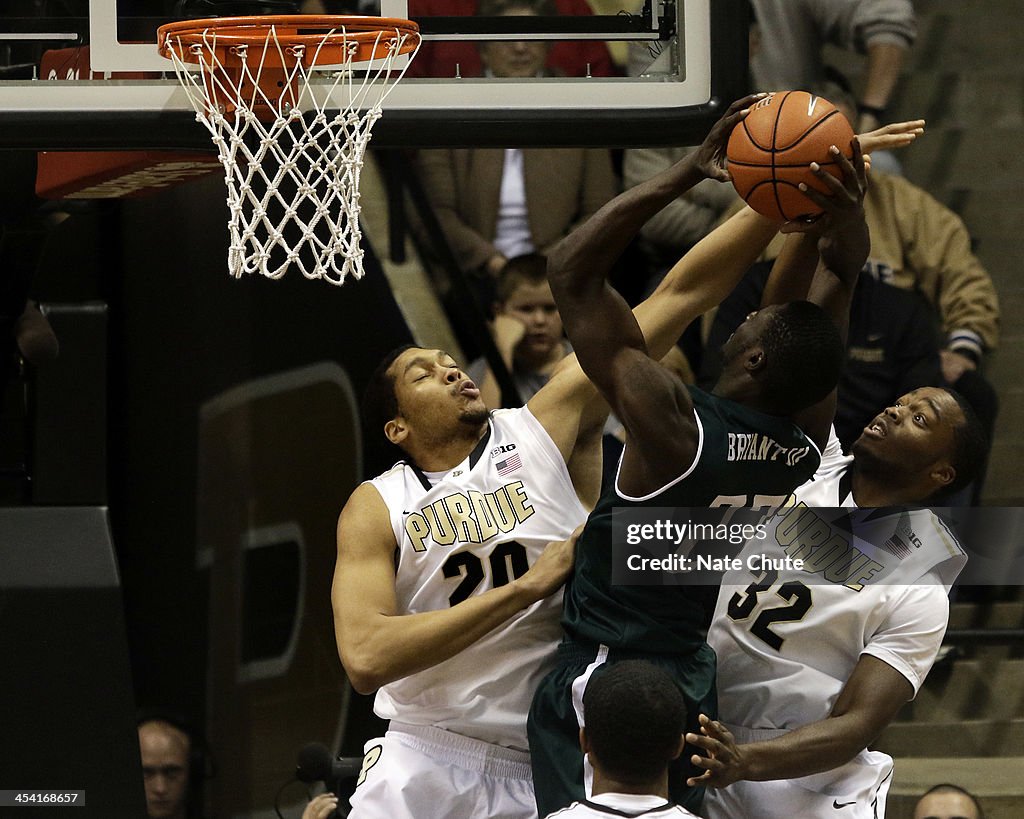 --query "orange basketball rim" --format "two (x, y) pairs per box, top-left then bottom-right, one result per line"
(157, 15), (420, 68)
(155, 15), (421, 284)
(157, 15), (420, 119)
